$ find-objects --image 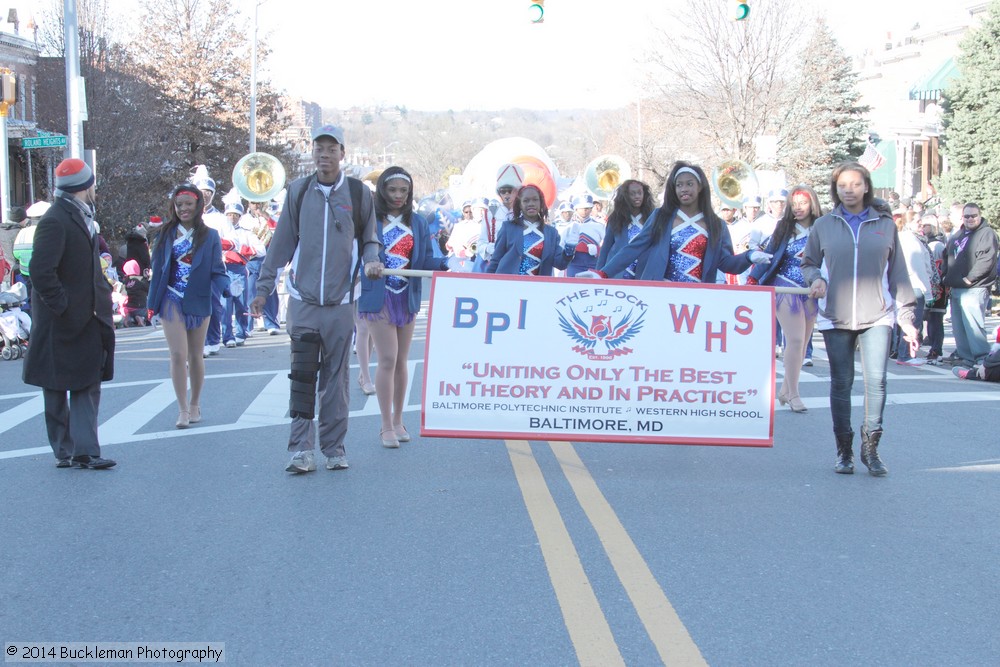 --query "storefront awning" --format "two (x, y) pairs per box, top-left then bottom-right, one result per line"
(870, 140), (897, 190)
(909, 57), (960, 101)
